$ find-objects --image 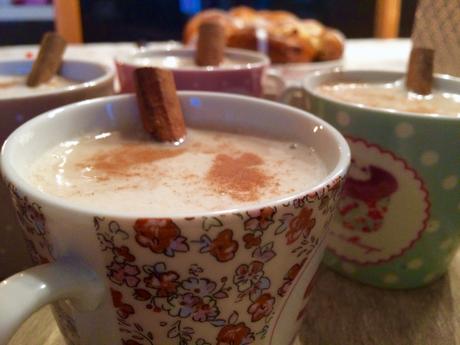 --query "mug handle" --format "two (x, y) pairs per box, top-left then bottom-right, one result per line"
(279, 84), (311, 110)
(262, 71), (311, 110)
(0, 257), (106, 345)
